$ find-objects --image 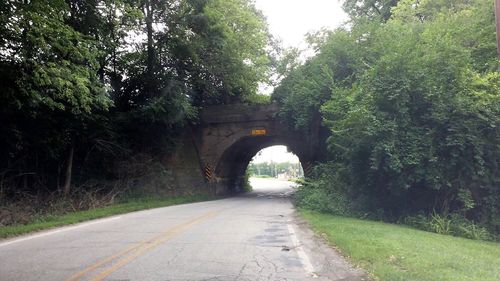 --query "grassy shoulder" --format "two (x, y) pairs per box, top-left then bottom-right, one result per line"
(250, 174), (273, 179)
(0, 194), (215, 239)
(300, 210), (500, 281)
